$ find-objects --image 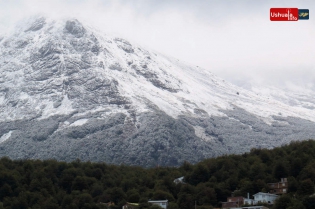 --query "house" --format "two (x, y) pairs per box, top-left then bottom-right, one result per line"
(240, 193), (257, 206)
(148, 200), (168, 209)
(267, 178), (288, 194)
(222, 196), (244, 208)
(243, 195), (255, 206)
(253, 192), (278, 204)
(244, 198), (255, 205)
(223, 191), (277, 208)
